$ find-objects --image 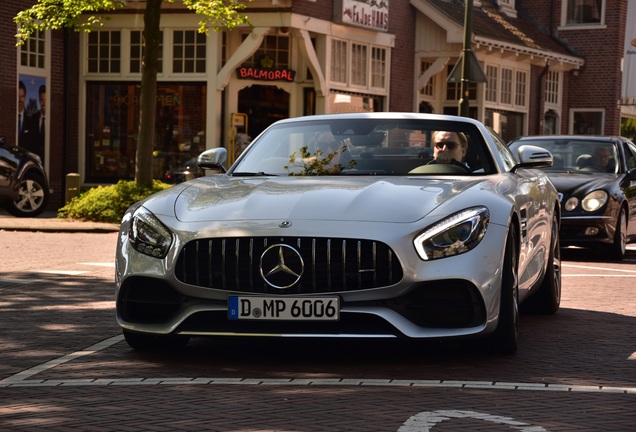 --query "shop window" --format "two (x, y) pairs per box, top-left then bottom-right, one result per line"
(329, 92), (382, 113)
(371, 47), (386, 89)
(515, 71), (527, 106)
(420, 61), (435, 97)
(351, 43), (368, 87)
(331, 39), (348, 84)
(84, 82), (207, 183)
(485, 65), (498, 102)
(88, 31), (121, 74)
(172, 30), (206, 73)
(130, 31), (163, 74)
(501, 68), (513, 105)
(20, 29), (45, 69)
(330, 39), (388, 94)
(565, 0), (604, 25)
(544, 109), (559, 134)
(485, 109), (524, 143)
(241, 34), (290, 69)
(483, 64), (528, 109)
(545, 71), (560, 105)
(572, 110), (604, 134)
